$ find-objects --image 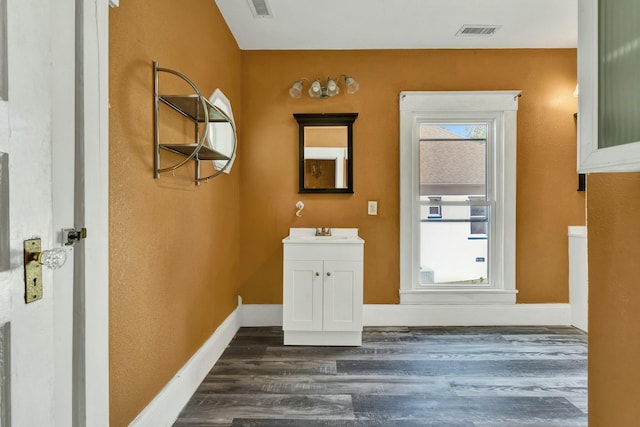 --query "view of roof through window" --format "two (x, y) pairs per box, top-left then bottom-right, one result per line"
(419, 123), (487, 197)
